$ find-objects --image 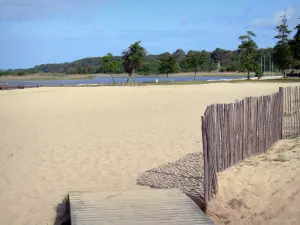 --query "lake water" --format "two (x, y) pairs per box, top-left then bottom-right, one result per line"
(0, 75), (245, 87)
